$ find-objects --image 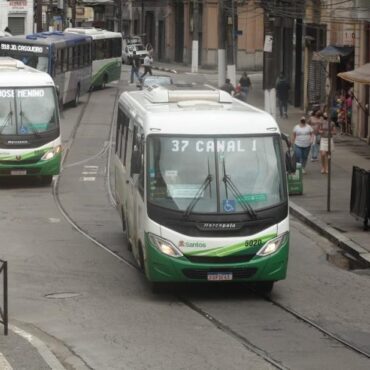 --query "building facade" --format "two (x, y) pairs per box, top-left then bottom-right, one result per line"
(0, 0), (34, 35)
